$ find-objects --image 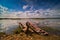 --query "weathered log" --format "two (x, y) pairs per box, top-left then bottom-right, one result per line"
(19, 22), (48, 36)
(19, 22), (27, 32)
(26, 21), (42, 34)
(26, 21), (48, 35)
(40, 30), (45, 33)
(43, 32), (48, 36)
